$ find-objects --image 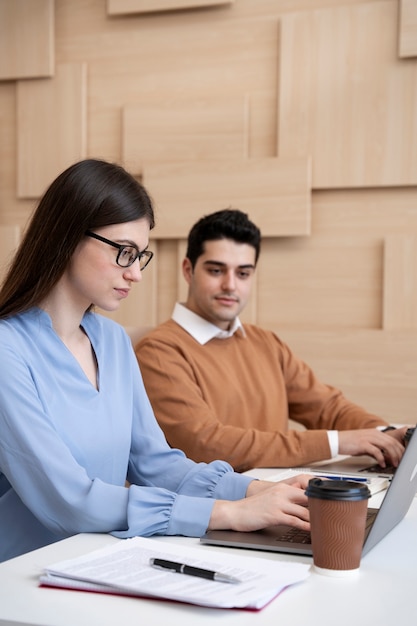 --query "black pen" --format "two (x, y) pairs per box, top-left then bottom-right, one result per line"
(149, 558), (242, 584)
